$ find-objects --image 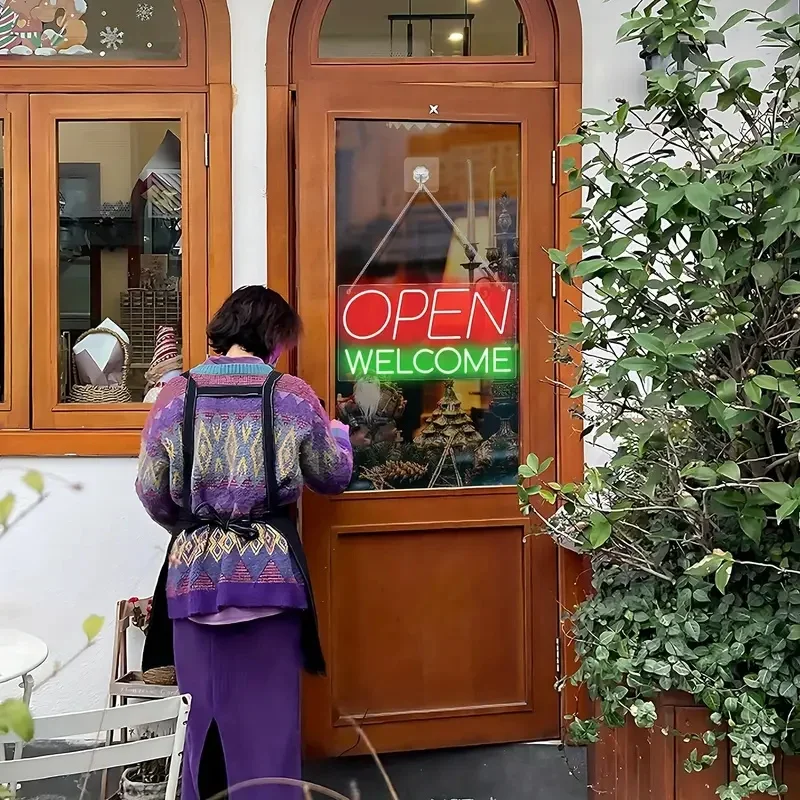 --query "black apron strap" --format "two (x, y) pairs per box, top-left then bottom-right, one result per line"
(181, 374), (198, 514)
(261, 370), (282, 510)
(259, 370), (326, 675)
